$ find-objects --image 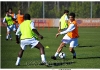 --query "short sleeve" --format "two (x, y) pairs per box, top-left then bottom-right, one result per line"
(65, 15), (68, 20)
(59, 19), (61, 22)
(3, 18), (6, 23)
(16, 27), (21, 36)
(30, 21), (36, 30)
